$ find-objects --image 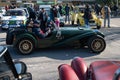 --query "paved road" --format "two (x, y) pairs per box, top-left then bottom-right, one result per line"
(0, 18), (120, 80)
